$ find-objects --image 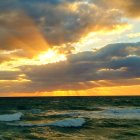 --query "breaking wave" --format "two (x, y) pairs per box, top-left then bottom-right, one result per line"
(45, 107), (140, 119)
(7, 118), (86, 127)
(0, 112), (23, 122)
